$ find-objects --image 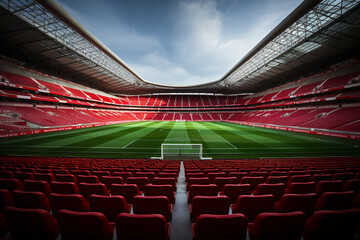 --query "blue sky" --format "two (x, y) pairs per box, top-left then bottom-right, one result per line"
(57, 0), (303, 86)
